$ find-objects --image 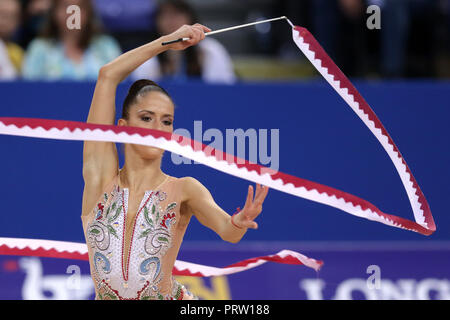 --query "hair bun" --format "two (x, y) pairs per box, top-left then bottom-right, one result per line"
(128, 79), (161, 95)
